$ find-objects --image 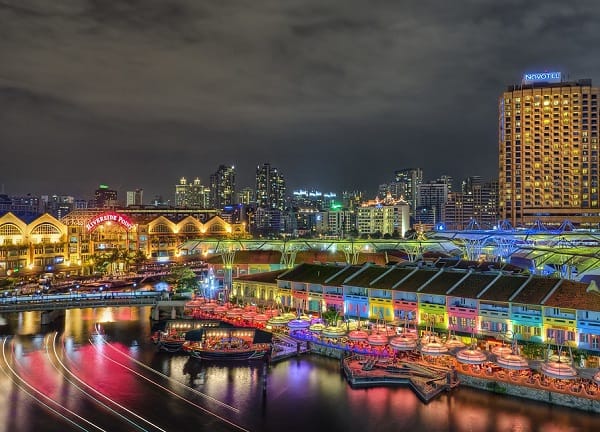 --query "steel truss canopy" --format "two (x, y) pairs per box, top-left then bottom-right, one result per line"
(427, 225), (600, 277)
(178, 238), (462, 258)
